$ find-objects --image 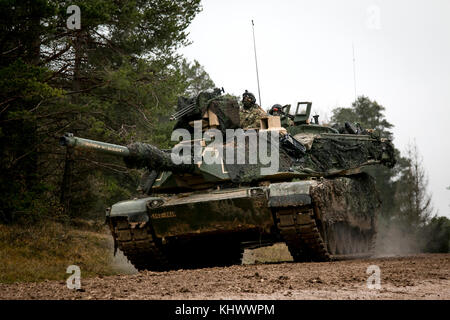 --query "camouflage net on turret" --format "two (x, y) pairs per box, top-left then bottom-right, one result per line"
(173, 91), (240, 135)
(222, 132), (396, 183)
(298, 135), (396, 174)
